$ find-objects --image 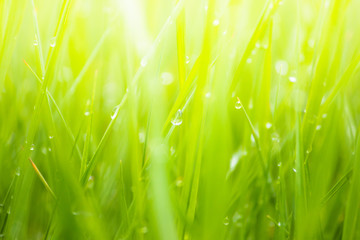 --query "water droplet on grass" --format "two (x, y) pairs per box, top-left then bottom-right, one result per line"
(185, 56), (190, 64)
(50, 37), (56, 47)
(171, 110), (183, 126)
(205, 92), (211, 98)
(140, 57), (148, 67)
(292, 168), (297, 173)
(176, 177), (183, 187)
(41, 147), (47, 155)
(15, 167), (21, 176)
(170, 146), (176, 156)
(275, 60), (289, 76)
(232, 212), (243, 227)
(223, 216), (230, 226)
(271, 133), (280, 143)
(30, 144), (35, 151)
(33, 39), (38, 46)
(111, 108), (118, 120)
(246, 58), (252, 64)
(265, 122), (272, 129)
(306, 145), (312, 154)
(212, 19), (220, 26)
(161, 72), (174, 85)
(288, 76), (297, 83)
(316, 125), (322, 130)
(235, 98), (242, 109)
(139, 131), (145, 143)
(87, 176), (94, 189)
(49, 135), (54, 140)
